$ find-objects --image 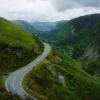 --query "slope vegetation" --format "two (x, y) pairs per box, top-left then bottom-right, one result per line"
(48, 14), (100, 75)
(0, 17), (43, 99)
(24, 50), (100, 100)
